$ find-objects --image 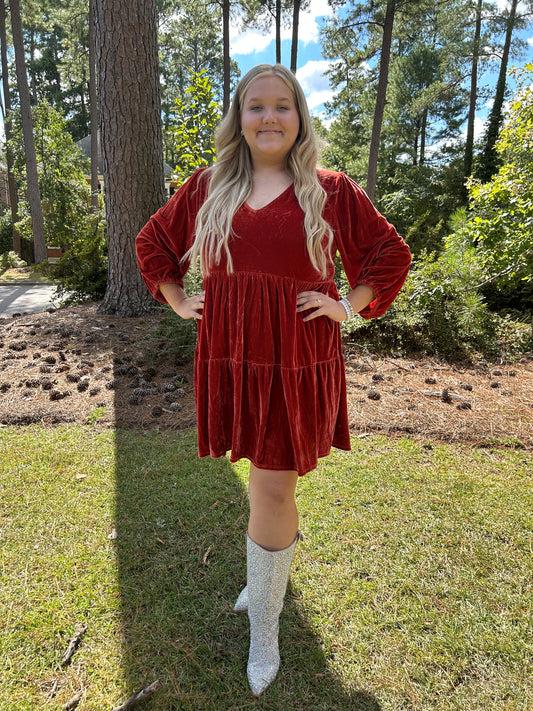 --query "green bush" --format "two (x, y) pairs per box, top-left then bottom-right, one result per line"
(343, 242), (500, 360)
(0, 214), (13, 255)
(50, 212), (108, 305)
(0, 250), (27, 270)
(0, 214), (33, 262)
